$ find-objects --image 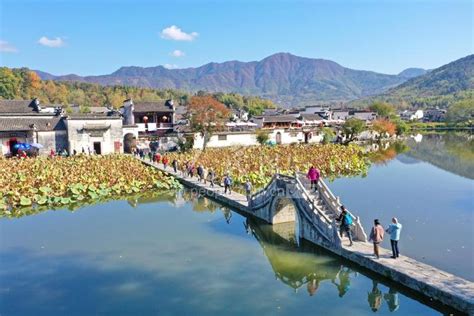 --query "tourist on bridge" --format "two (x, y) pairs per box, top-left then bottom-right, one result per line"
(369, 219), (384, 259)
(306, 166), (320, 192)
(207, 169), (216, 187)
(188, 163), (196, 178)
(172, 159), (179, 173)
(336, 206), (353, 246)
(244, 179), (252, 201)
(197, 164), (204, 182)
(223, 174), (233, 194)
(147, 151), (152, 162)
(162, 155), (169, 170)
(386, 217), (402, 259)
(154, 152), (161, 164)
